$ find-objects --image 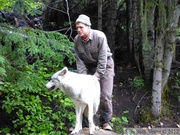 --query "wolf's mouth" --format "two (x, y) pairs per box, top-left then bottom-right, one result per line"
(49, 85), (55, 91)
